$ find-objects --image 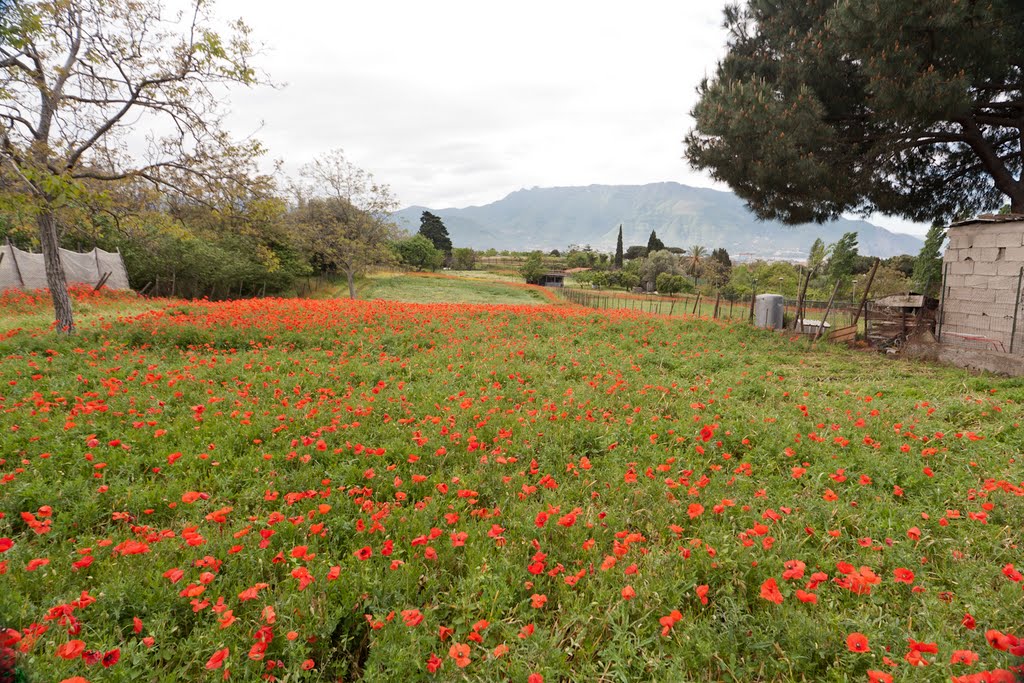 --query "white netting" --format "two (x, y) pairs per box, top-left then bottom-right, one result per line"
(0, 243), (131, 291)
